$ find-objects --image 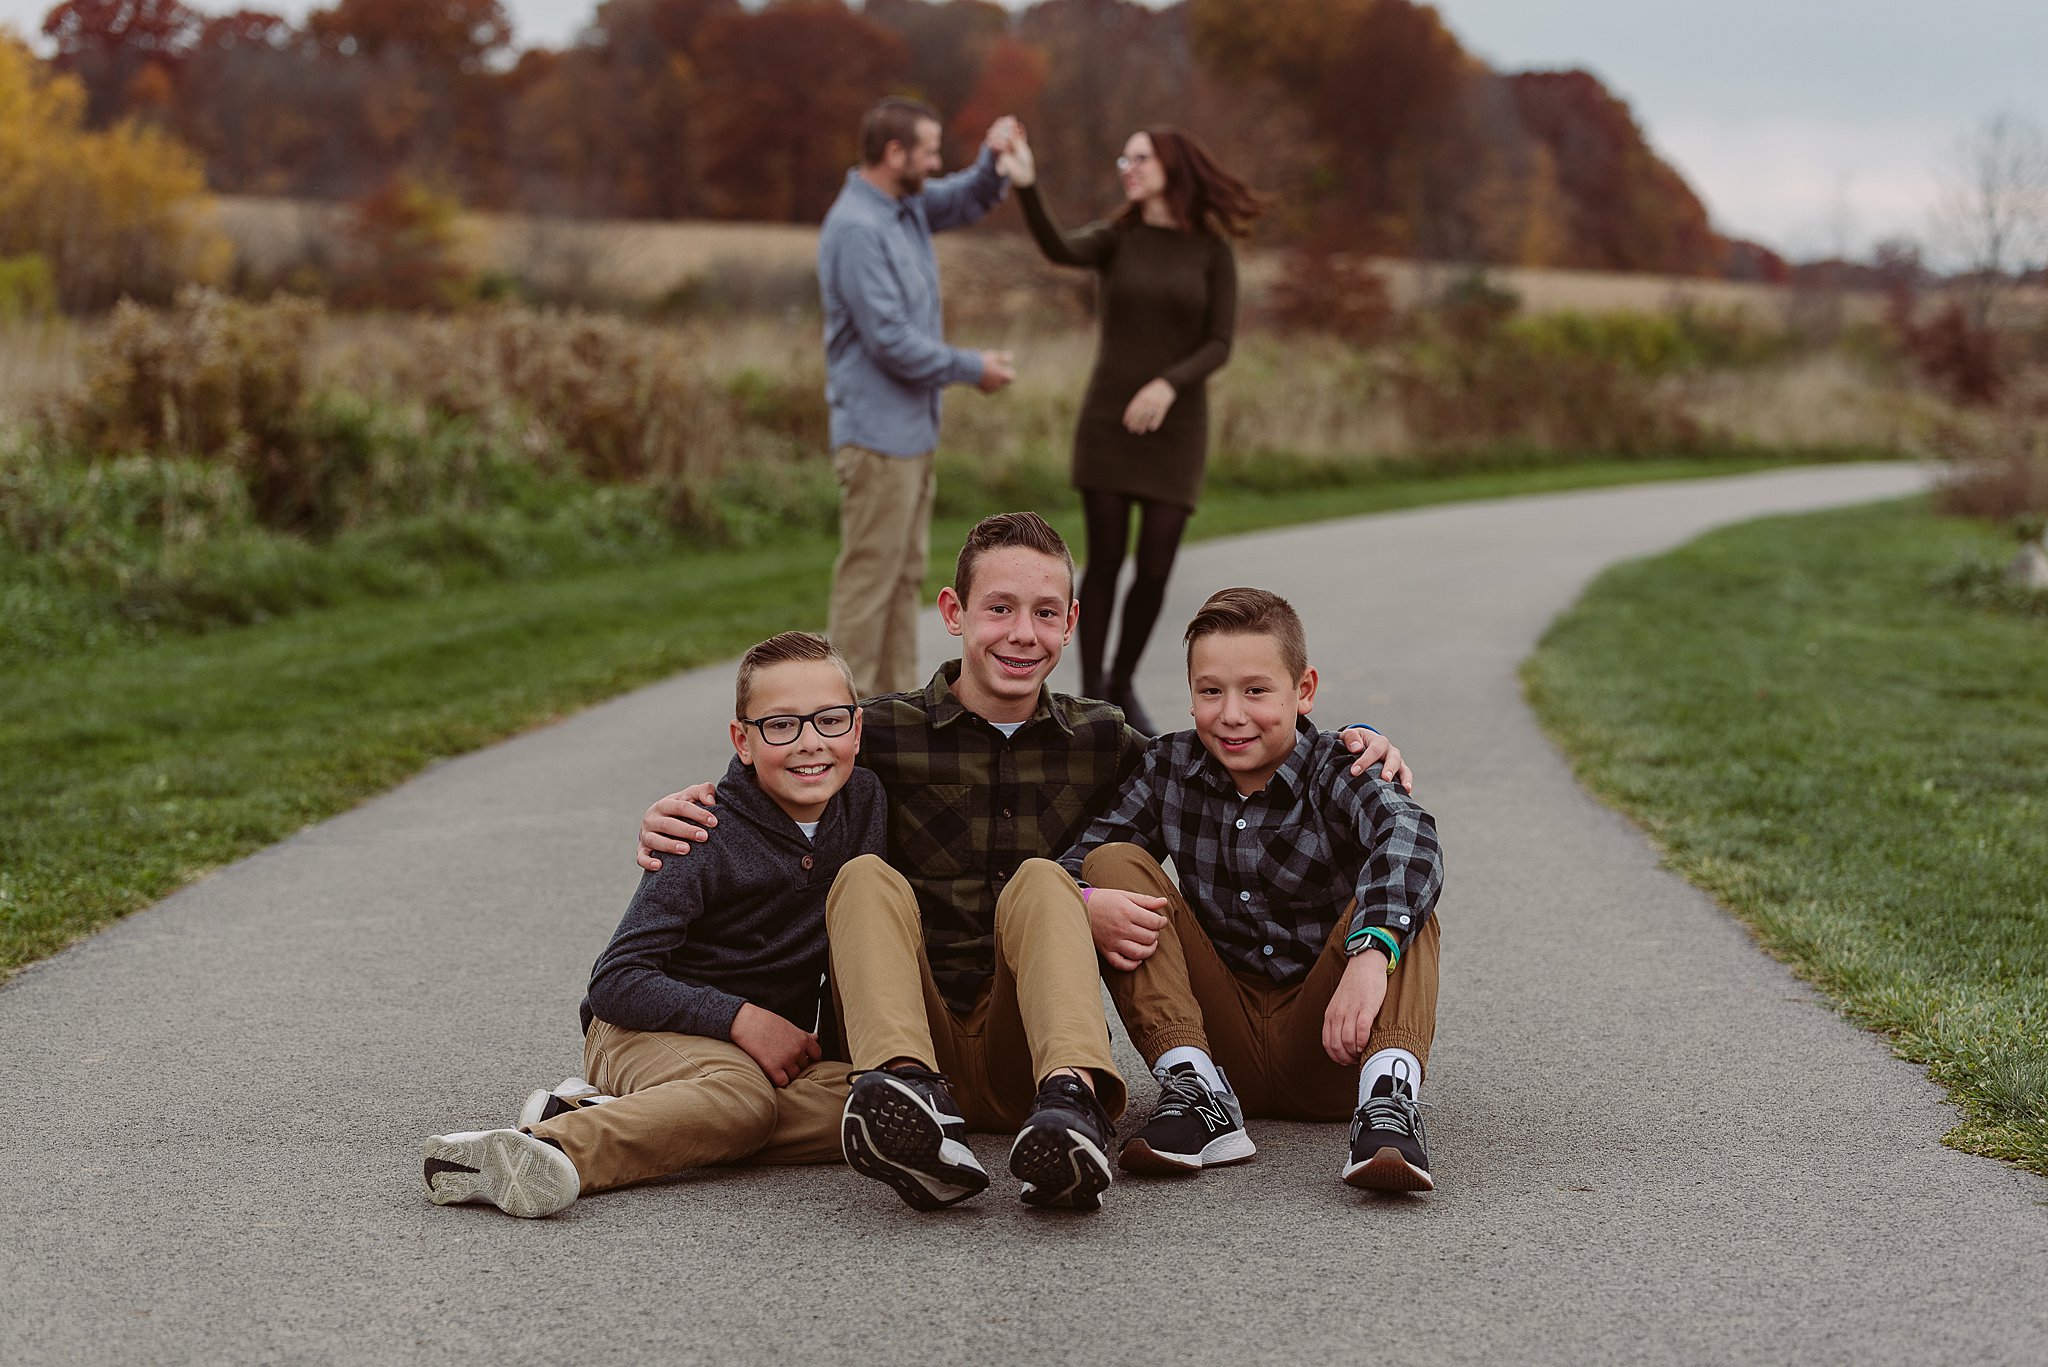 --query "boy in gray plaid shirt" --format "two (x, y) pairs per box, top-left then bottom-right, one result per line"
(1057, 587), (1446, 1192)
